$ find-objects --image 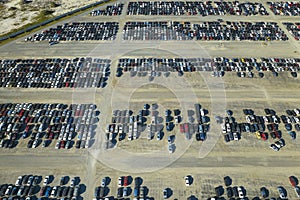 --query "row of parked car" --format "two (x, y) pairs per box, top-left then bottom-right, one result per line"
(105, 104), (166, 148)
(90, 3), (124, 16)
(283, 22), (300, 41)
(127, 1), (268, 16)
(208, 176), (295, 200)
(22, 20), (297, 42)
(122, 21), (193, 40)
(122, 21), (288, 41)
(179, 104), (210, 142)
(117, 57), (300, 78)
(0, 103), (99, 149)
(94, 176), (154, 200)
(25, 22), (119, 42)
(267, 1), (300, 16)
(0, 57), (110, 88)
(0, 175), (83, 200)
